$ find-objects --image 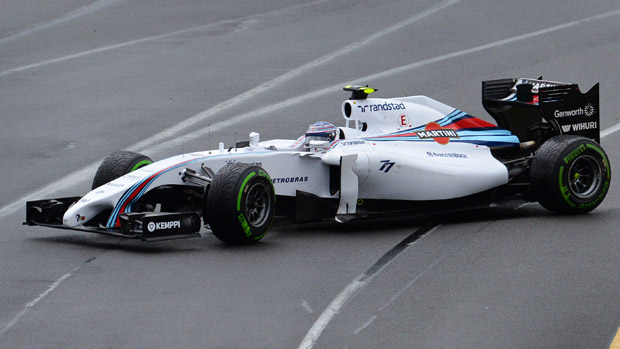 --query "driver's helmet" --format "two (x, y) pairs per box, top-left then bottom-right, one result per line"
(304, 121), (338, 148)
